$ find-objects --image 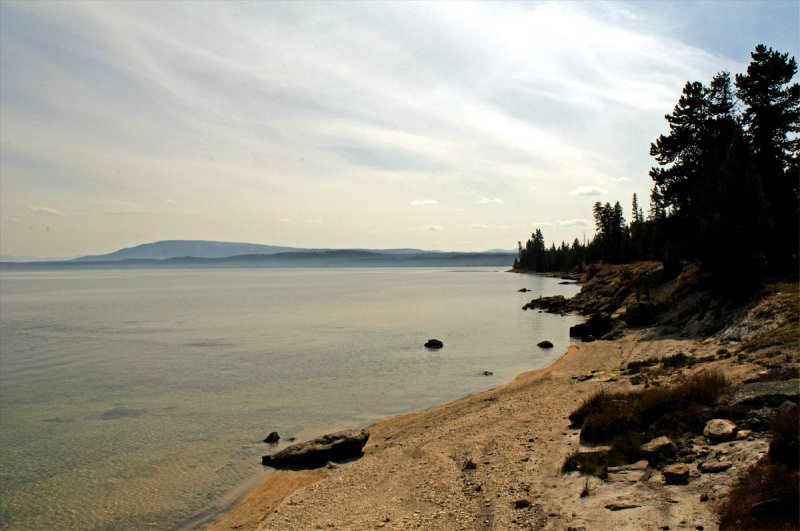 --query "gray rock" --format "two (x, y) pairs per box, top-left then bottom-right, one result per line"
(608, 460), (649, 473)
(522, 295), (566, 312)
(703, 419), (738, 442)
(605, 503), (641, 511)
(640, 436), (677, 462)
(698, 460), (732, 473)
(262, 429), (369, 469)
(662, 463), (690, 484)
(424, 339), (443, 349)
